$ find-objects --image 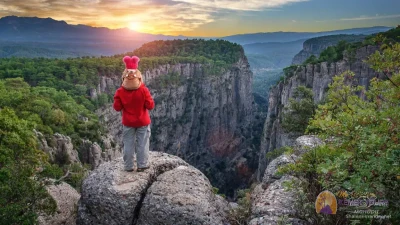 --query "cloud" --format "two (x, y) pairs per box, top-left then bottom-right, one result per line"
(0, 0), (306, 35)
(340, 14), (400, 21)
(172, 0), (308, 11)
